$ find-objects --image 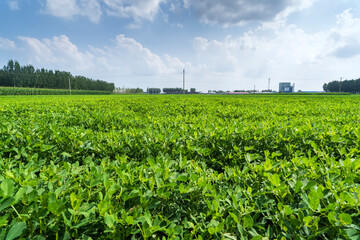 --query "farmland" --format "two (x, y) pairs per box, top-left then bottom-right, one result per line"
(0, 94), (360, 239)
